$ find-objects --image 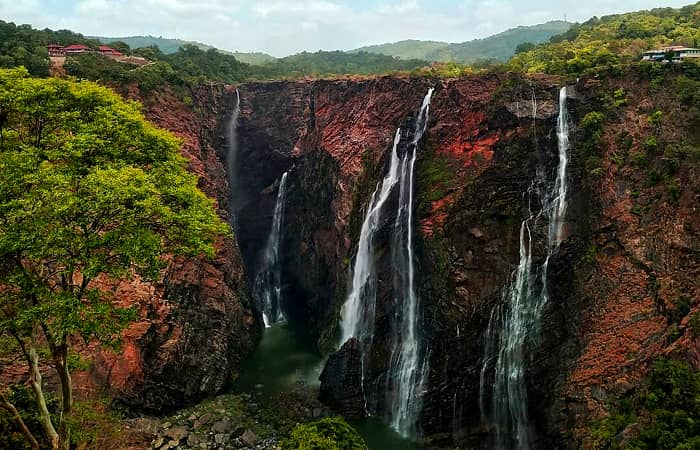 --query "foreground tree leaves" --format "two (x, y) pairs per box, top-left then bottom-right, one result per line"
(0, 67), (229, 449)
